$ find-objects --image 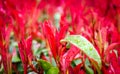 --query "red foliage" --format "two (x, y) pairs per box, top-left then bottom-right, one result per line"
(0, 0), (120, 74)
(18, 36), (34, 74)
